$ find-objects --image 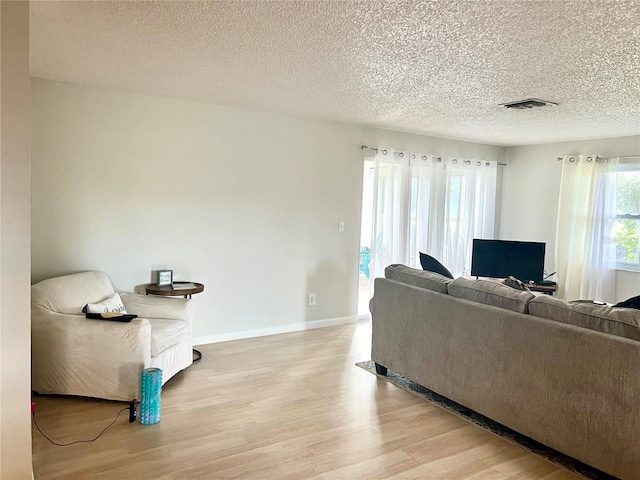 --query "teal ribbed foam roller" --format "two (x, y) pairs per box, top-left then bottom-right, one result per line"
(140, 368), (162, 425)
